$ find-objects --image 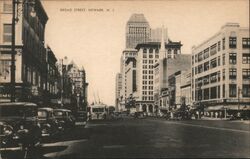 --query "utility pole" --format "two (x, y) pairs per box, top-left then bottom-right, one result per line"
(10, 0), (16, 102)
(60, 59), (64, 107)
